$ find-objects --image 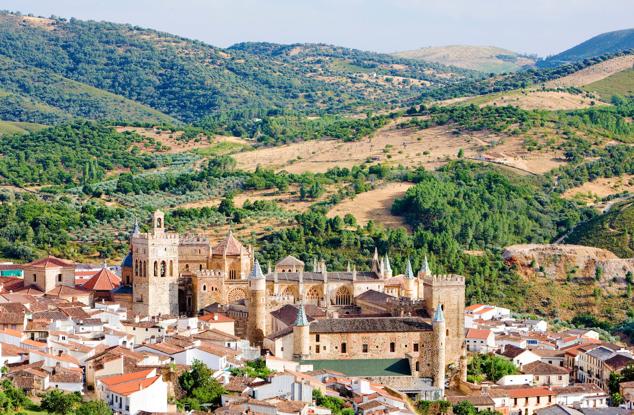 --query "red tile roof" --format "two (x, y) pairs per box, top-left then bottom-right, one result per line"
(99, 368), (155, 387)
(45, 285), (90, 298)
(26, 256), (74, 268)
(199, 313), (234, 323)
(82, 267), (121, 291)
(108, 375), (161, 396)
(466, 328), (492, 340)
